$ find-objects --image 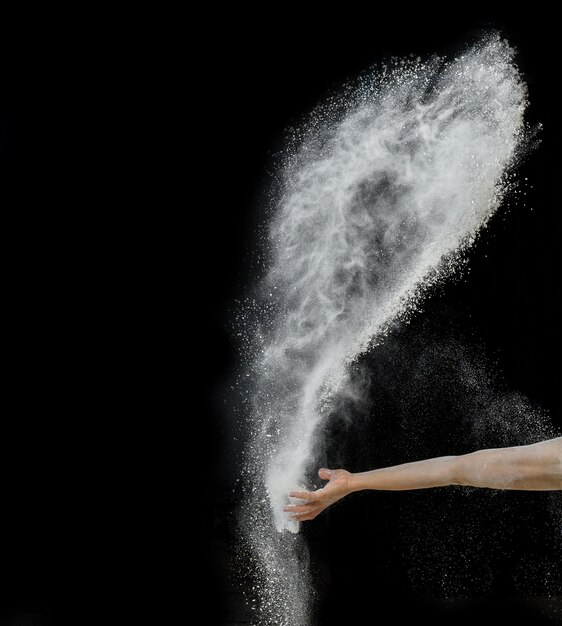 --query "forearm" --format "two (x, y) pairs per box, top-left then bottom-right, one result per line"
(348, 438), (562, 493)
(349, 455), (458, 492)
(454, 441), (562, 490)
